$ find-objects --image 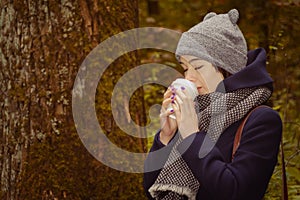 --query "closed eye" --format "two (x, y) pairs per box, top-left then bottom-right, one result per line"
(195, 65), (204, 70)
